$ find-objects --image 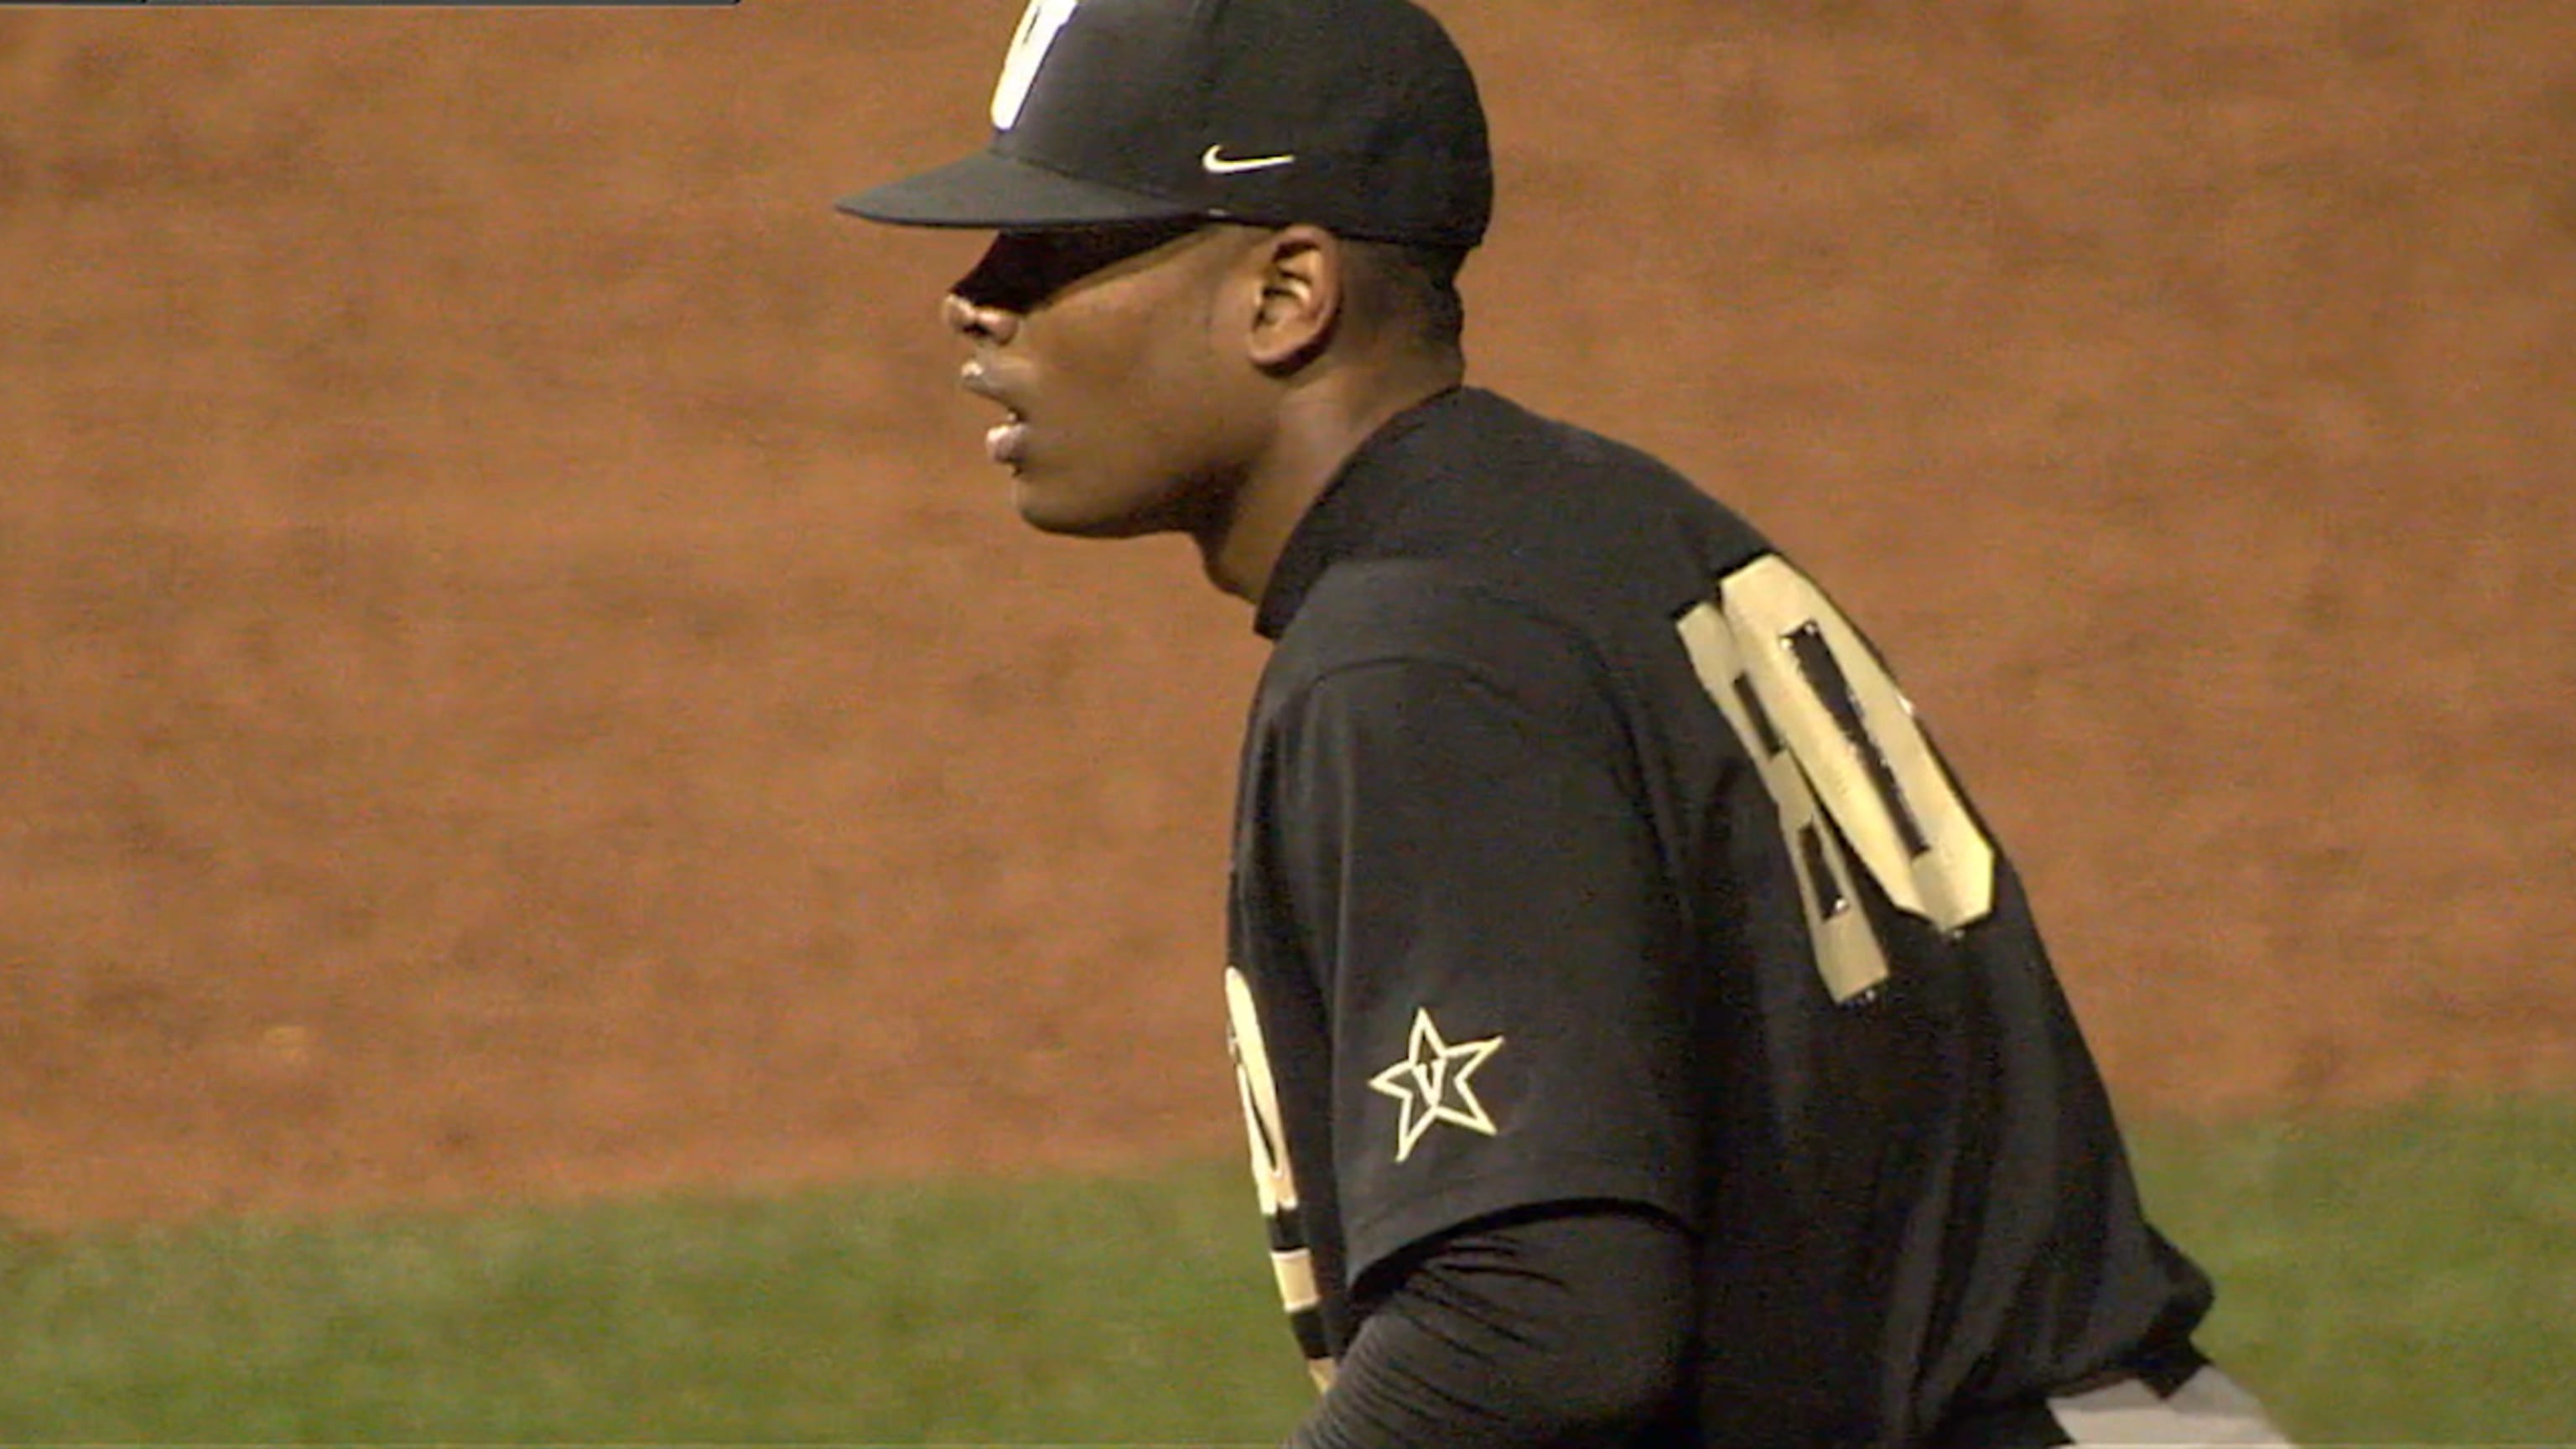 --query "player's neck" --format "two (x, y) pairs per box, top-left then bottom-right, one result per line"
(1195, 360), (1462, 607)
